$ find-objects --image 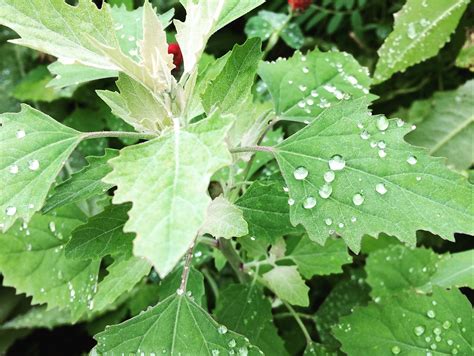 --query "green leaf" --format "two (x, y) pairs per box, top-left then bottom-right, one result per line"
(333, 287), (473, 356)
(202, 38), (263, 115)
(47, 62), (118, 89)
(157, 266), (205, 305)
(103, 112), (232, 277)
(258, 49), (372, 122)
(1, 306), (75, 330)
(108, 0), (134, 11)
(214, 284), (288, 356)
(281, 23), (305, 50)
(95, 294), (262, 355)
(92, 255), (151, 312)
(0, 0), (119, 70)
(273, 98), (474, 252)
(65, 203), (134, 260)
(304, 343), (337, 356)
(285, 236), (352, 279)
(405, 80), (474, 170)
(245, 11), (286, 41)
(263, 265), (309, 306)
(455, 36), (474, 71)
(0, 206), (100, 320)
(200, 196), (248, 239)
(327, 14), (344, 35)
(43, 149), (118, 214)
(0, 105), (82, 231)
(373, 0), (470, 83)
